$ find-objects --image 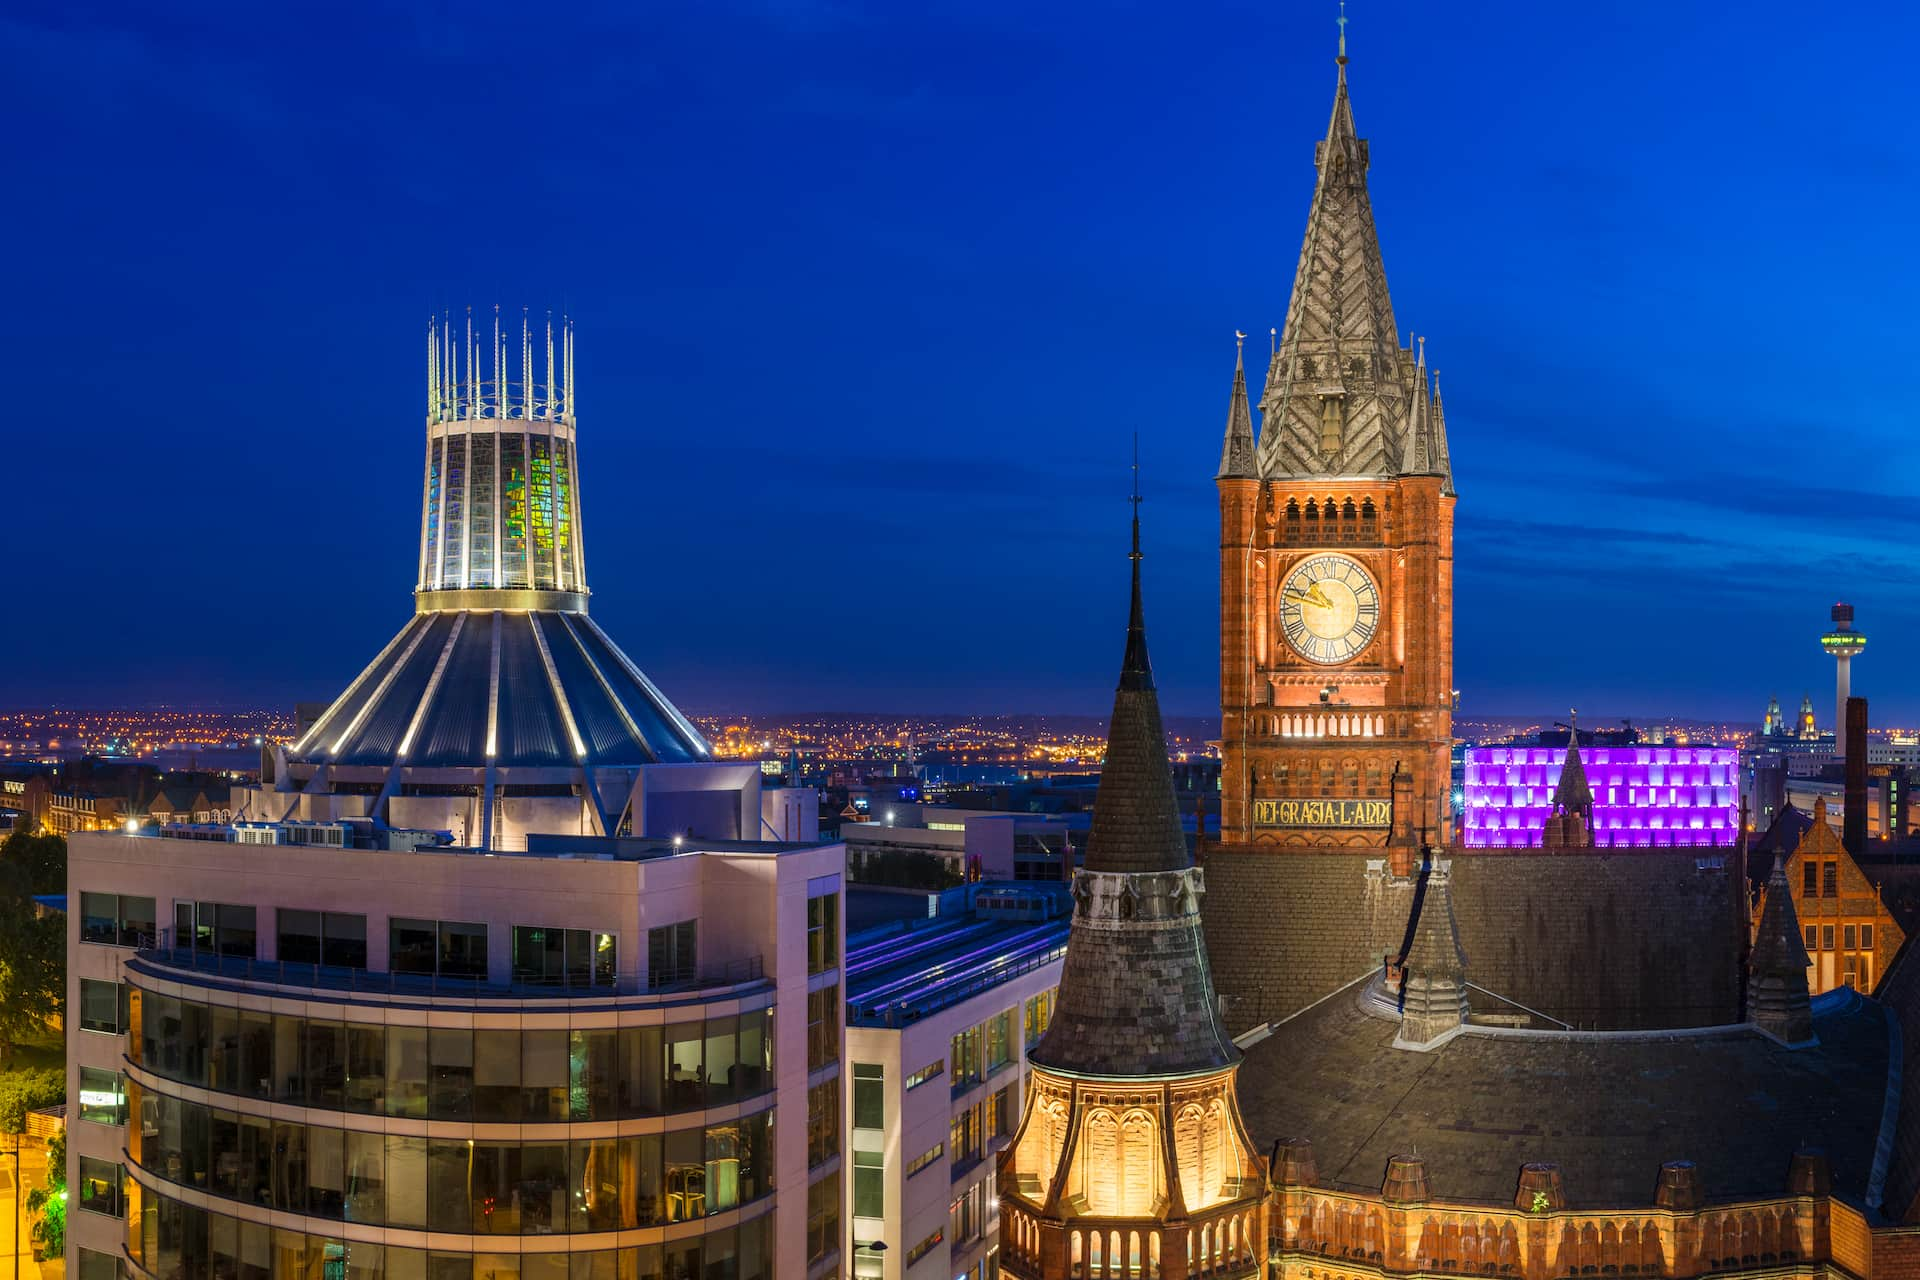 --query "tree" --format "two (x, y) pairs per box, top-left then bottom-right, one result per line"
(0, 1068), (62, 1132)
(0, 826), (65, 896)
(27, 1129), (65, 1262)
(0, 869), (63, 1051)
